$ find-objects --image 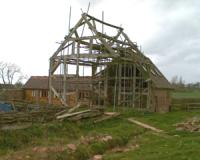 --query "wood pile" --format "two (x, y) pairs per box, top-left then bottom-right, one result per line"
(56, 109), (103, 121)
(0, 107), (65, 125)
(0, 103), (120, 126)
(174, 117), (200, 132)
(56, 107), (120, 122)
